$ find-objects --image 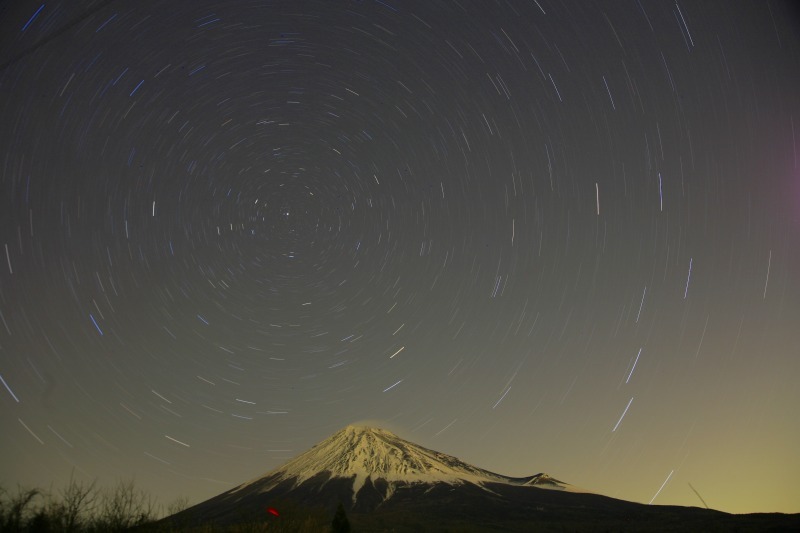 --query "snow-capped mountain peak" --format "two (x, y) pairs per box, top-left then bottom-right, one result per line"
(232, 425), (580, 504)
(276, 425), (507, 488)
(172, 425), (800, 532)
